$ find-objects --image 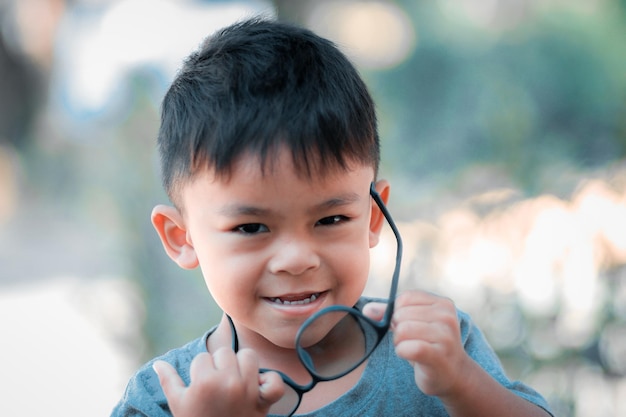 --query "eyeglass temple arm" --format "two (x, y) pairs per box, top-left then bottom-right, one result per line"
(369, 182), (403, 322)
(226, 314), (239, 352)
